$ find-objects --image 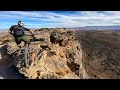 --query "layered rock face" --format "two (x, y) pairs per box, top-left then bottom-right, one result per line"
(6, 29), (82, 79)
